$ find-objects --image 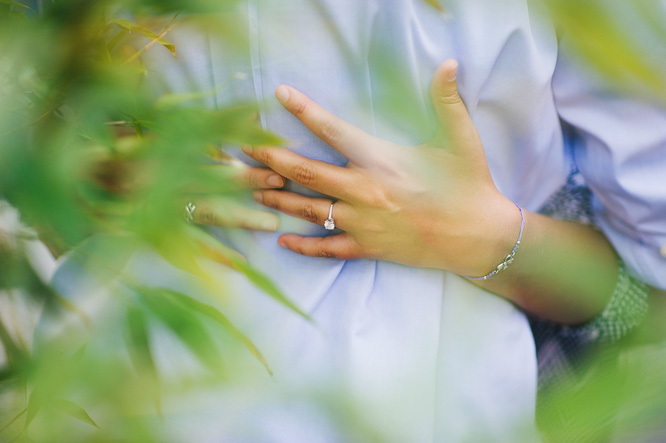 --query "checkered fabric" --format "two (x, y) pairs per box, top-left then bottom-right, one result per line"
(529, 171), (650, 441)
